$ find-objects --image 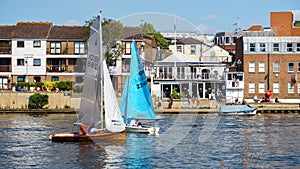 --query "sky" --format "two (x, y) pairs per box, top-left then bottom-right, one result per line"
(1, 0), (299, 34)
